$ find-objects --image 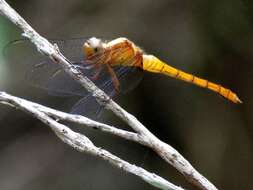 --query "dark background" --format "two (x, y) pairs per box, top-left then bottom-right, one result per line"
(0, 0), (252, 190)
